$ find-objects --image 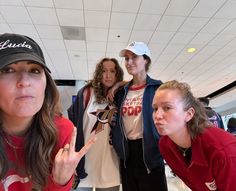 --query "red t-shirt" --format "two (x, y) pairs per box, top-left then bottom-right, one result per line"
(0, 116), (74, 191)
(159, 127), (236, 191)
